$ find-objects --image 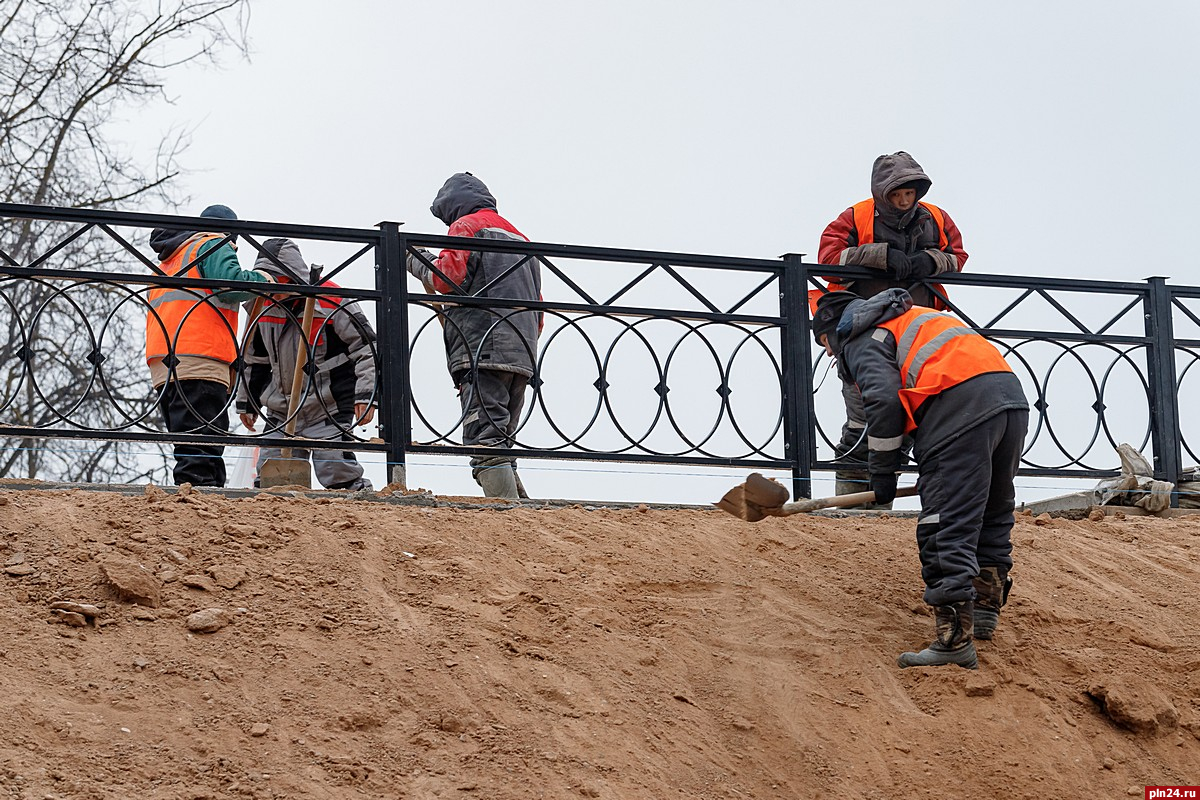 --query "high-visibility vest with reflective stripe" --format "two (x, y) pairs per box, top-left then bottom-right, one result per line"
(145, 234), (240, 364)
(850, 199), (949, 249)
(876, 306), (1014, 433)
(809, 199), (953, 313)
